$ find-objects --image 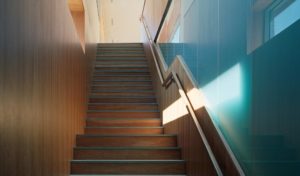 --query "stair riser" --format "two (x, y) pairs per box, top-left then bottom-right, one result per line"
(90, 92), (155, 97)
(97, 48), (144, 51)
(96, 50), (144, 52)
(84, 128), (163, 135)
(89, 97), (156, 103)
(86, 119), (161, 127)
(71, 162), (185, 175)
(97, 54), (145, 57)
(96, 55), (146, 58)
(96, 63), (147, 66)
(93, 76), (151, 80)
(96, 58), (147, 61)
(88, 104), (158, 111)
(74, 149), (180, 160)
(76, 136), (177, 147)
(92, 81), (152, 86)
(93, 71), (150, 75)
(95, 62), (148, 66)
(94, 67), (149, 72)
(91, 86), (153, 91)
(87, 111), (159, 118)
